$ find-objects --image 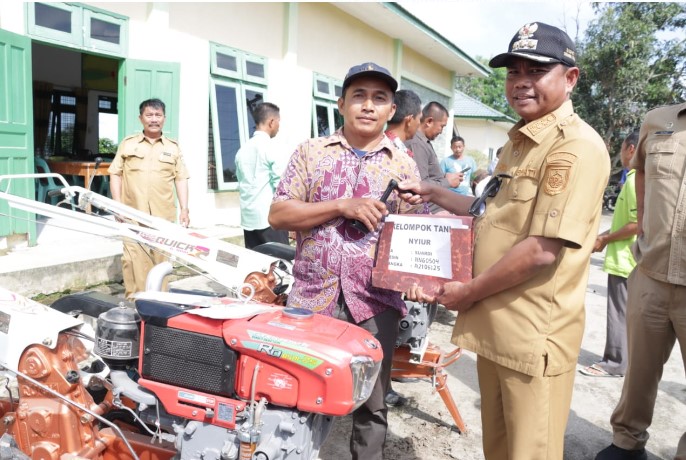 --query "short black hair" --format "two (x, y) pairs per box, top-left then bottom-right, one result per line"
(421, 101), (449, 122)
(139, 98), (165, 115)
(388, 90), (422, 125)
(252, 102), (280, 126)
(451, 136), (465, 145)
(624, 129), (639, 148)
